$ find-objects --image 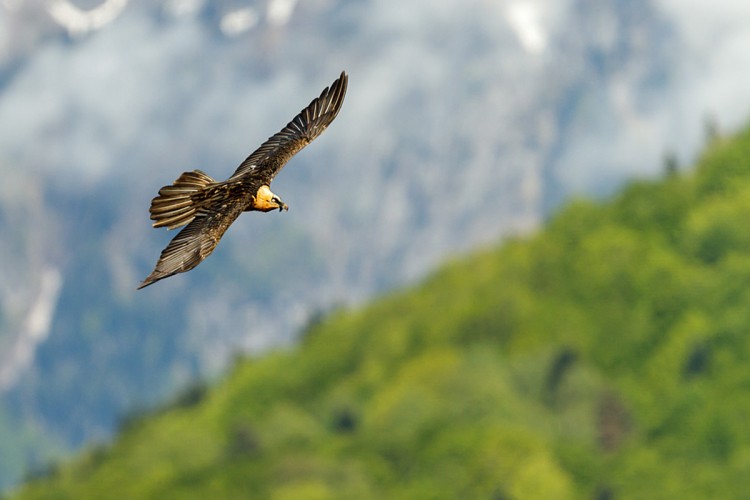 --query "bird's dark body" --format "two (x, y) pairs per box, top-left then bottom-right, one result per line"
(138, 72), (348, 289)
